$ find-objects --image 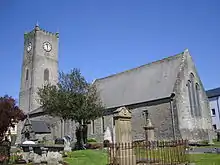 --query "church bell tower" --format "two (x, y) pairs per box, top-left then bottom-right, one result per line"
(19, 24), (59, 114)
